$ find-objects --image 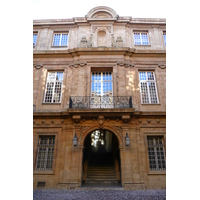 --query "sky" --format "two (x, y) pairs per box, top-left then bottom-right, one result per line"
(33, 0), (167, 20)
